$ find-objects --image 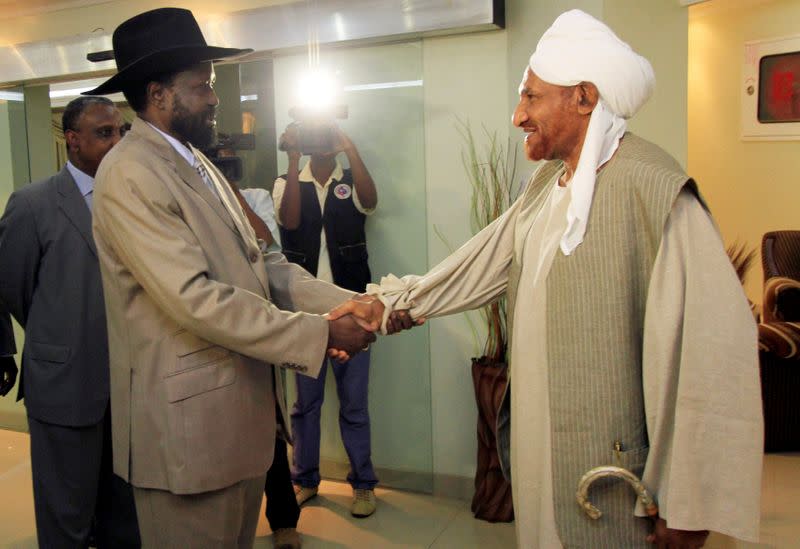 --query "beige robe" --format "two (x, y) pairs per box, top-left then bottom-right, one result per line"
(369, 175), (762, 546)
